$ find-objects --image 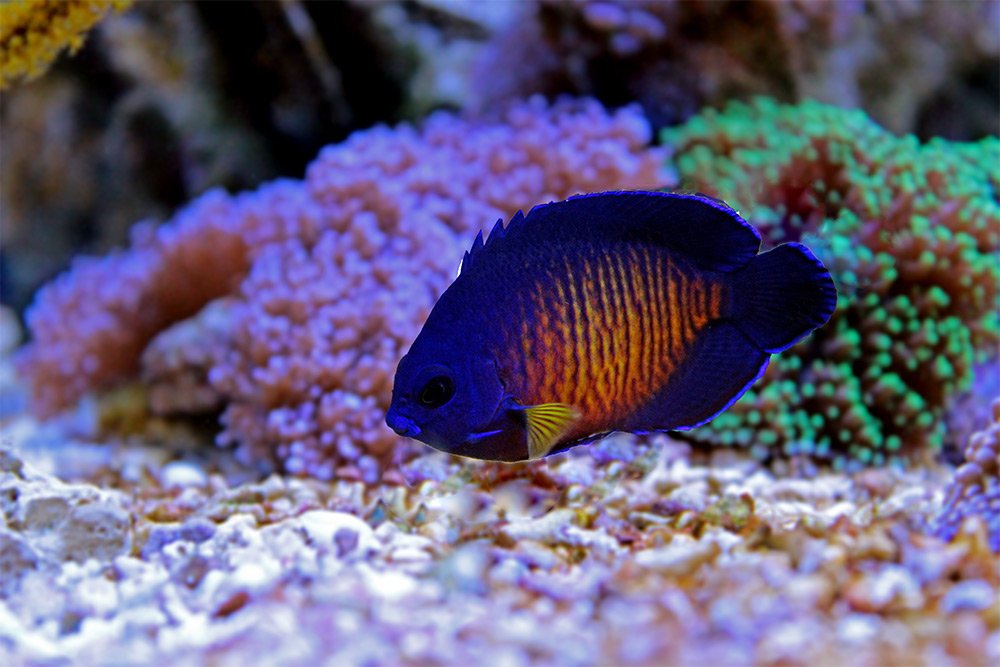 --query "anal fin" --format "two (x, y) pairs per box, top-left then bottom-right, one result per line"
(624, 321), (769, 432)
